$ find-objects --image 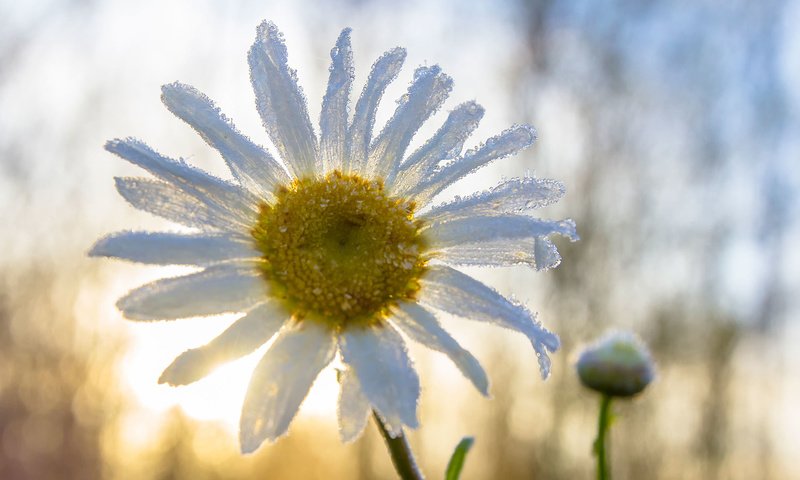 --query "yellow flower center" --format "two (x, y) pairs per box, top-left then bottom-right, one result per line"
(252, 171), (428, 329)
